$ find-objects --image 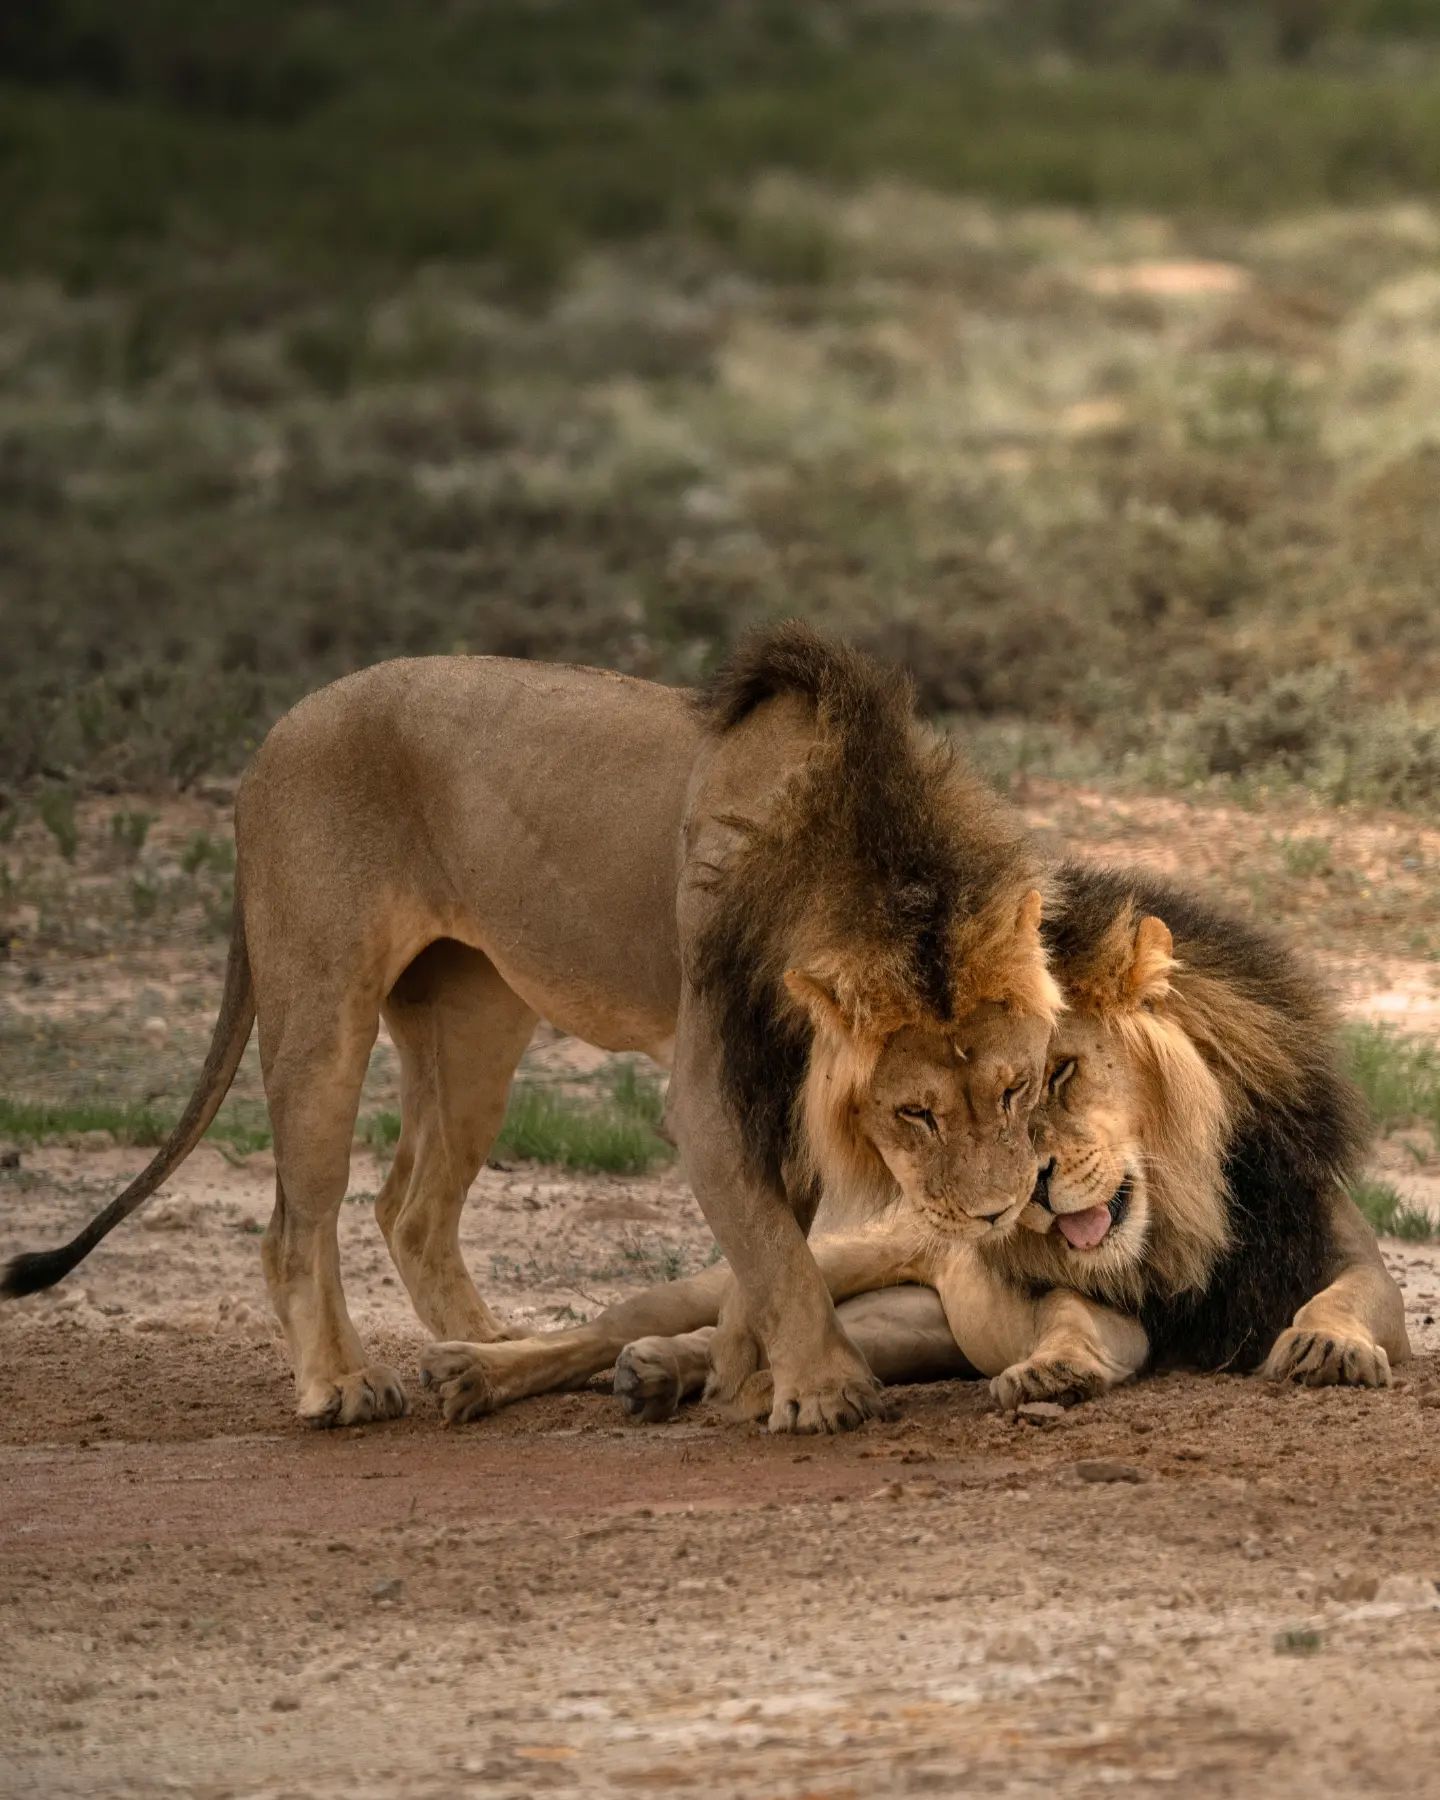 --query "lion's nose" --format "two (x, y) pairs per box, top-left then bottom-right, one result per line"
(1031, 1158), (1056, 1211)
